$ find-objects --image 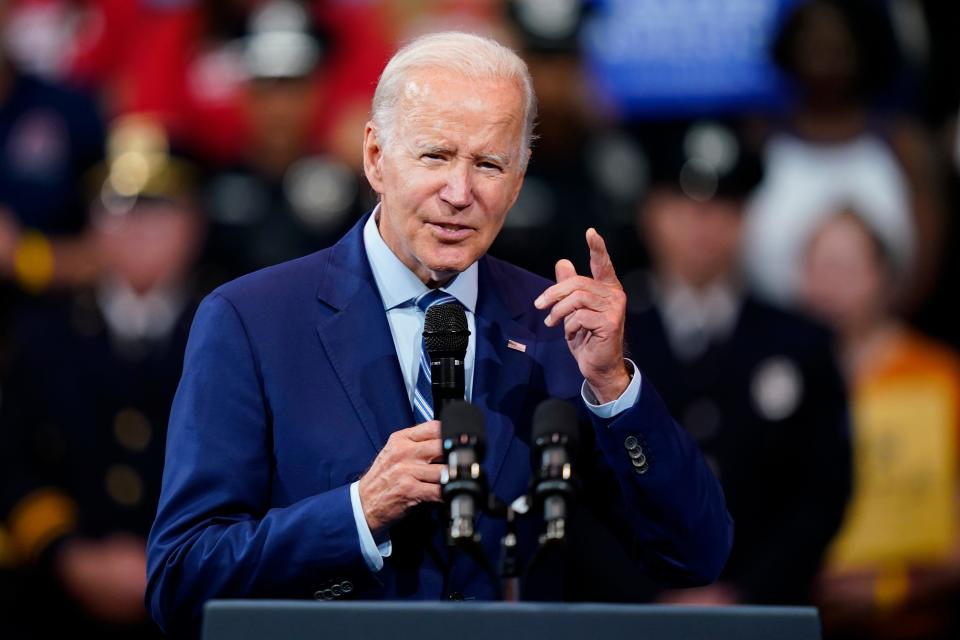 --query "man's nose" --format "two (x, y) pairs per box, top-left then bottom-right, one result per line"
(439, 162), (474, 209)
